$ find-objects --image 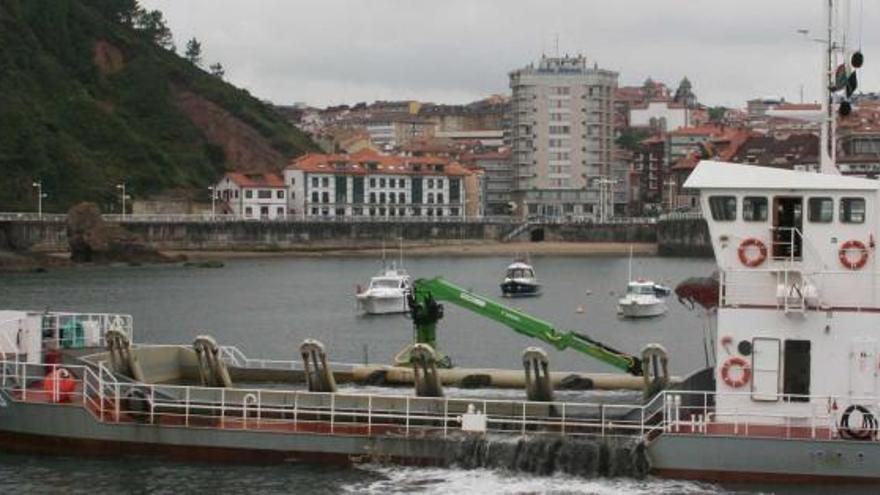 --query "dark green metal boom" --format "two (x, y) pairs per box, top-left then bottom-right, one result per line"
(406, 277), (643, 375)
